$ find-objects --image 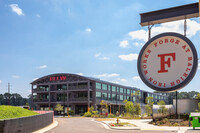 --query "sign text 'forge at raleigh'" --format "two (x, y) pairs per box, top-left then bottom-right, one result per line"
(138, 32), (198, 92)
